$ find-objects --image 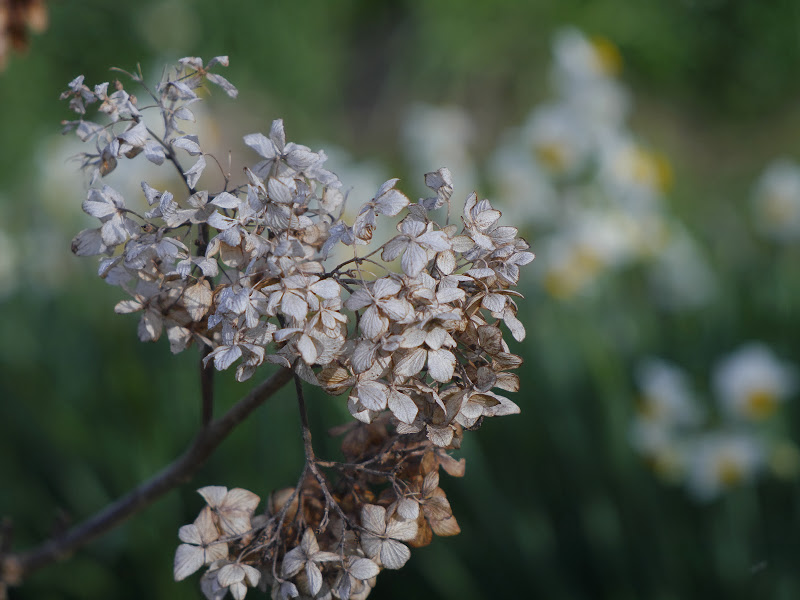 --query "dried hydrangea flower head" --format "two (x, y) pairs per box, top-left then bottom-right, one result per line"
(62, 57), (533, 599)
(0, 0), (48, 71)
